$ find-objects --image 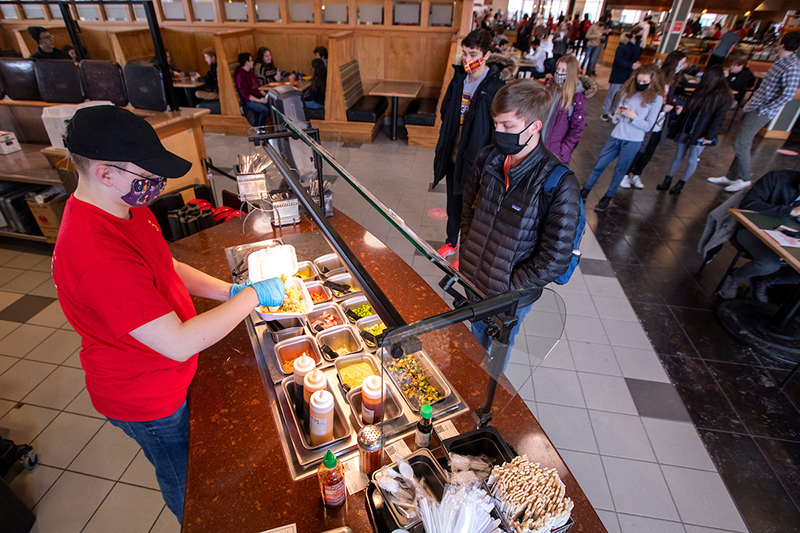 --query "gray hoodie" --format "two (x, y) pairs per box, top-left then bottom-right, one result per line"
(611, 91), (664, 142)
